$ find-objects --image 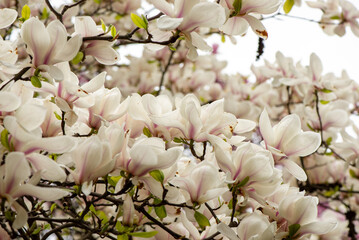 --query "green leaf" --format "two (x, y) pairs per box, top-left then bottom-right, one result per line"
(330, 15), (340, 20)
(22, 5), (31, 20)
(143, 127), (152, 137)
(320, 100), (330, 105)
(131, 13), (147, 29)
(89, 204), (96, 214)
(54, 111), (62, 120)
(50, 203), (57, 214)
(71, 51), (84, 65)
(169, 44), (176, 51)
(128, 231), (158, 238)
(32, 227), (41, 235)
(110, 25), (117, 38)
(117, 235), (129, 240)
(326, 137), (333, 146)
(1, 129), (10, 150)
(149, 170), (164, 183)
(142, 14), (149, 27)
(93, 0), (101, 4)
(283, 0), (295, 14)
(101, 19), (106, 32)
(116, 221), (126, 233)
(288, 223), (300, 237)
(349, 169), (357, 178)
(237, 176), (249, 188)
(306, 123), (315, 131)
(221, 34), (225, 43)
(232, 0), (242, 16)
(194, 211), (210, 230)
(31, 76), (42, 88)
(173, 137), (182, 143)
(41, 7), (49, 20)
(154, 198), (167, 219)
(321, 88), (332, 93)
